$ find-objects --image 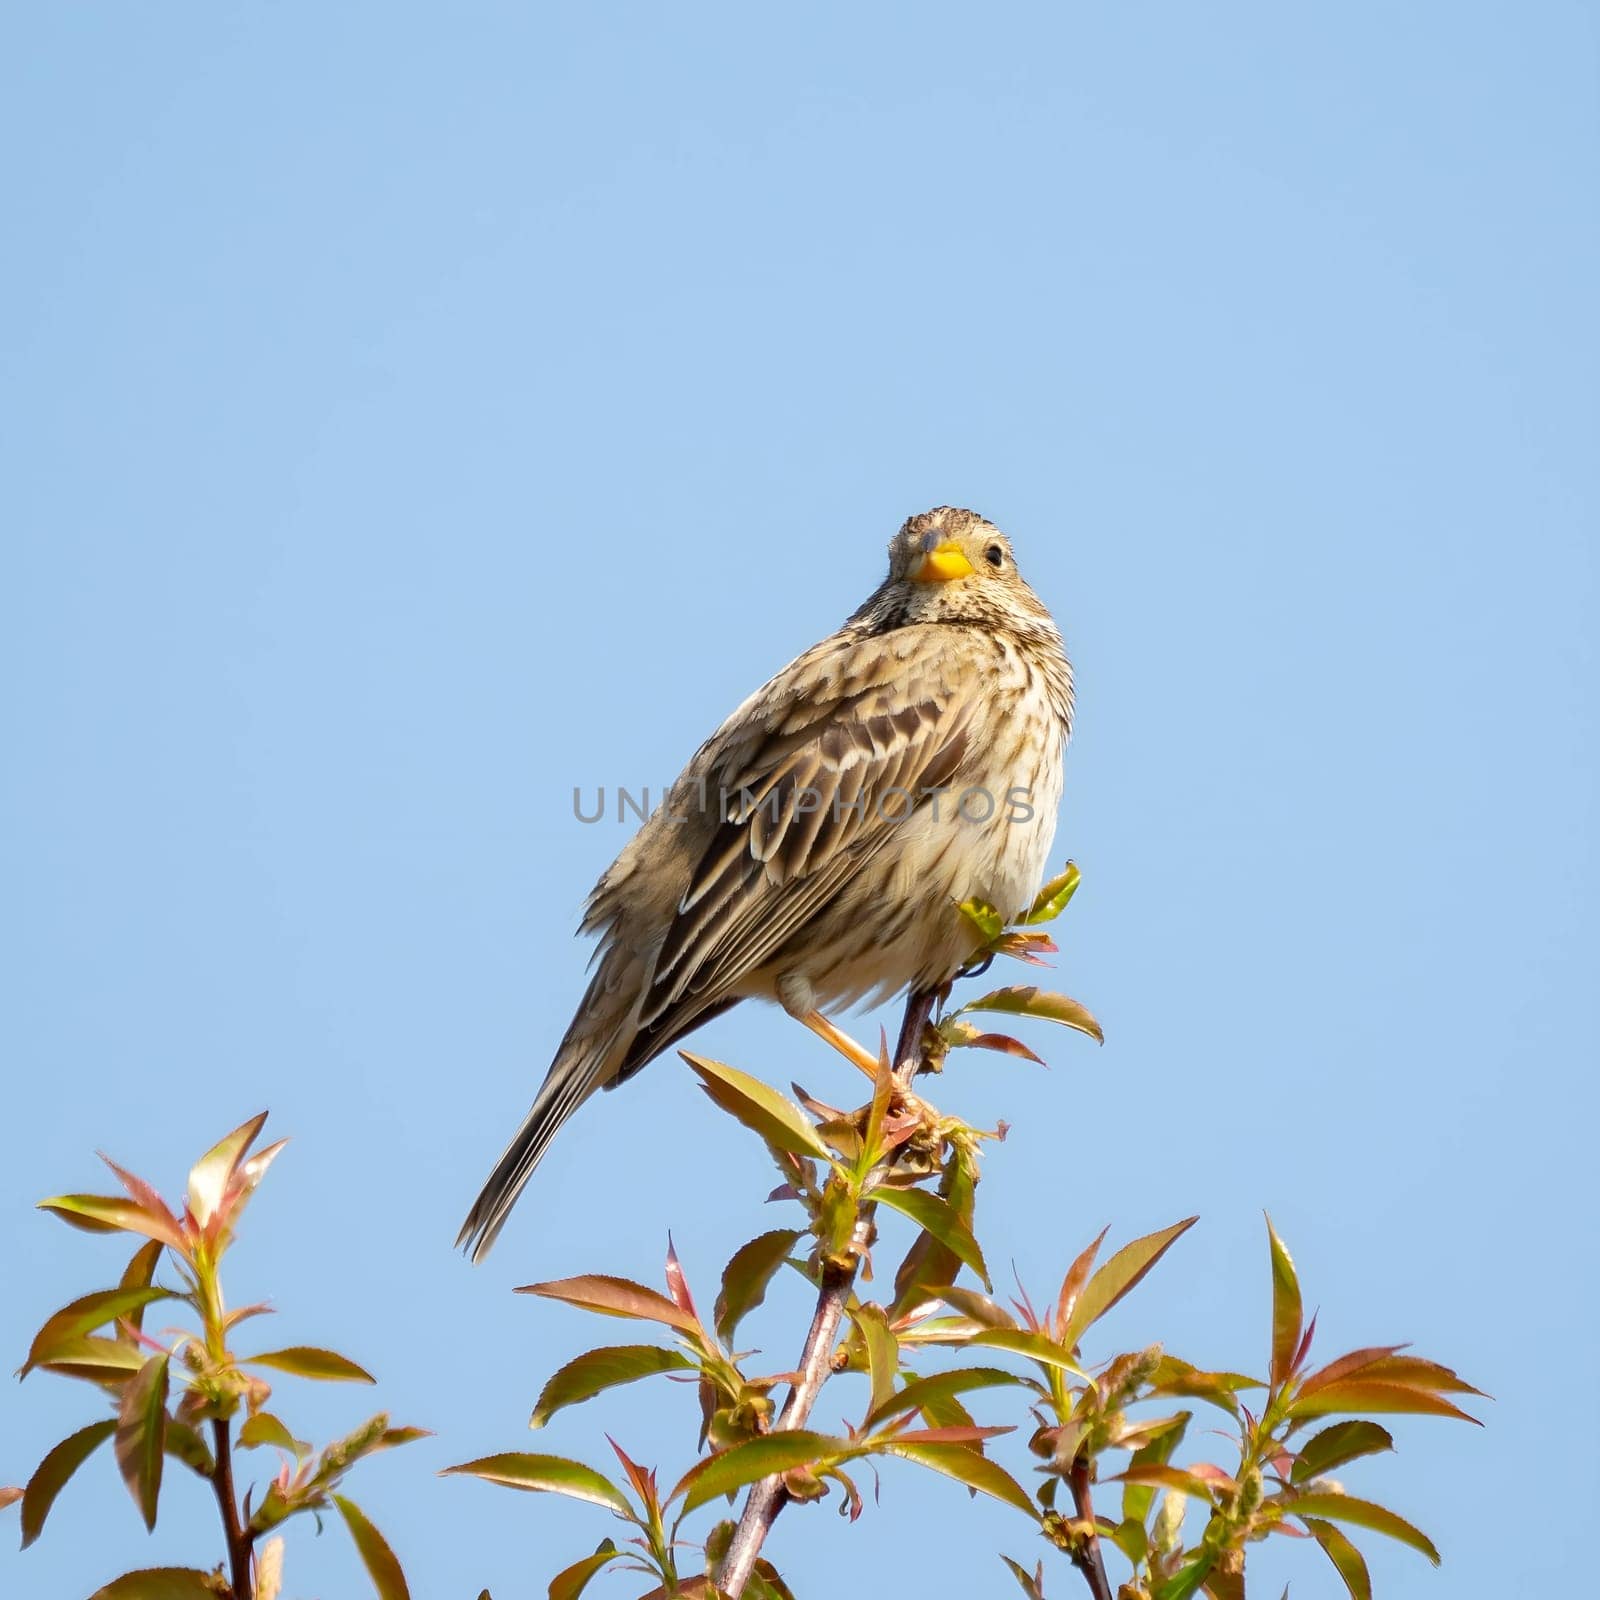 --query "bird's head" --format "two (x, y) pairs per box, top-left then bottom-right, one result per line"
(858, 506), (1056, 635)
